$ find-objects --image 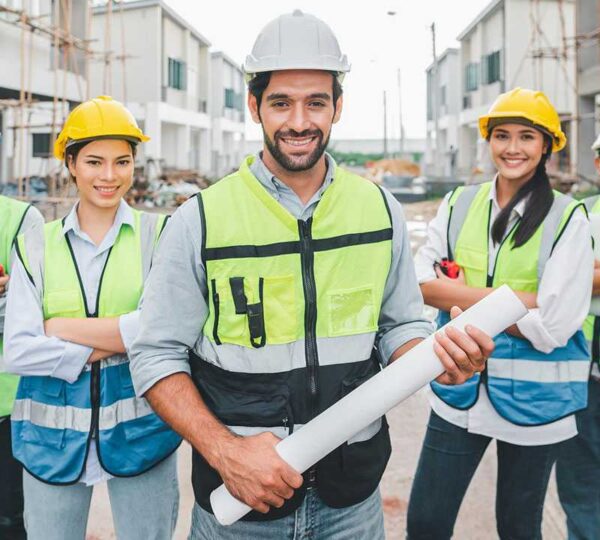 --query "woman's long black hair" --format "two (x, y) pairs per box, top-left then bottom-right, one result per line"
(491, 134), (554, 248)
